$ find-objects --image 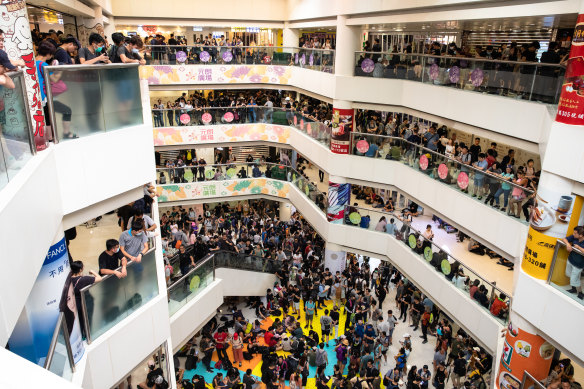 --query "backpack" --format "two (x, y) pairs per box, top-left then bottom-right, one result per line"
(243, 351), (254, 360)
(315, 349), (327, 366)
